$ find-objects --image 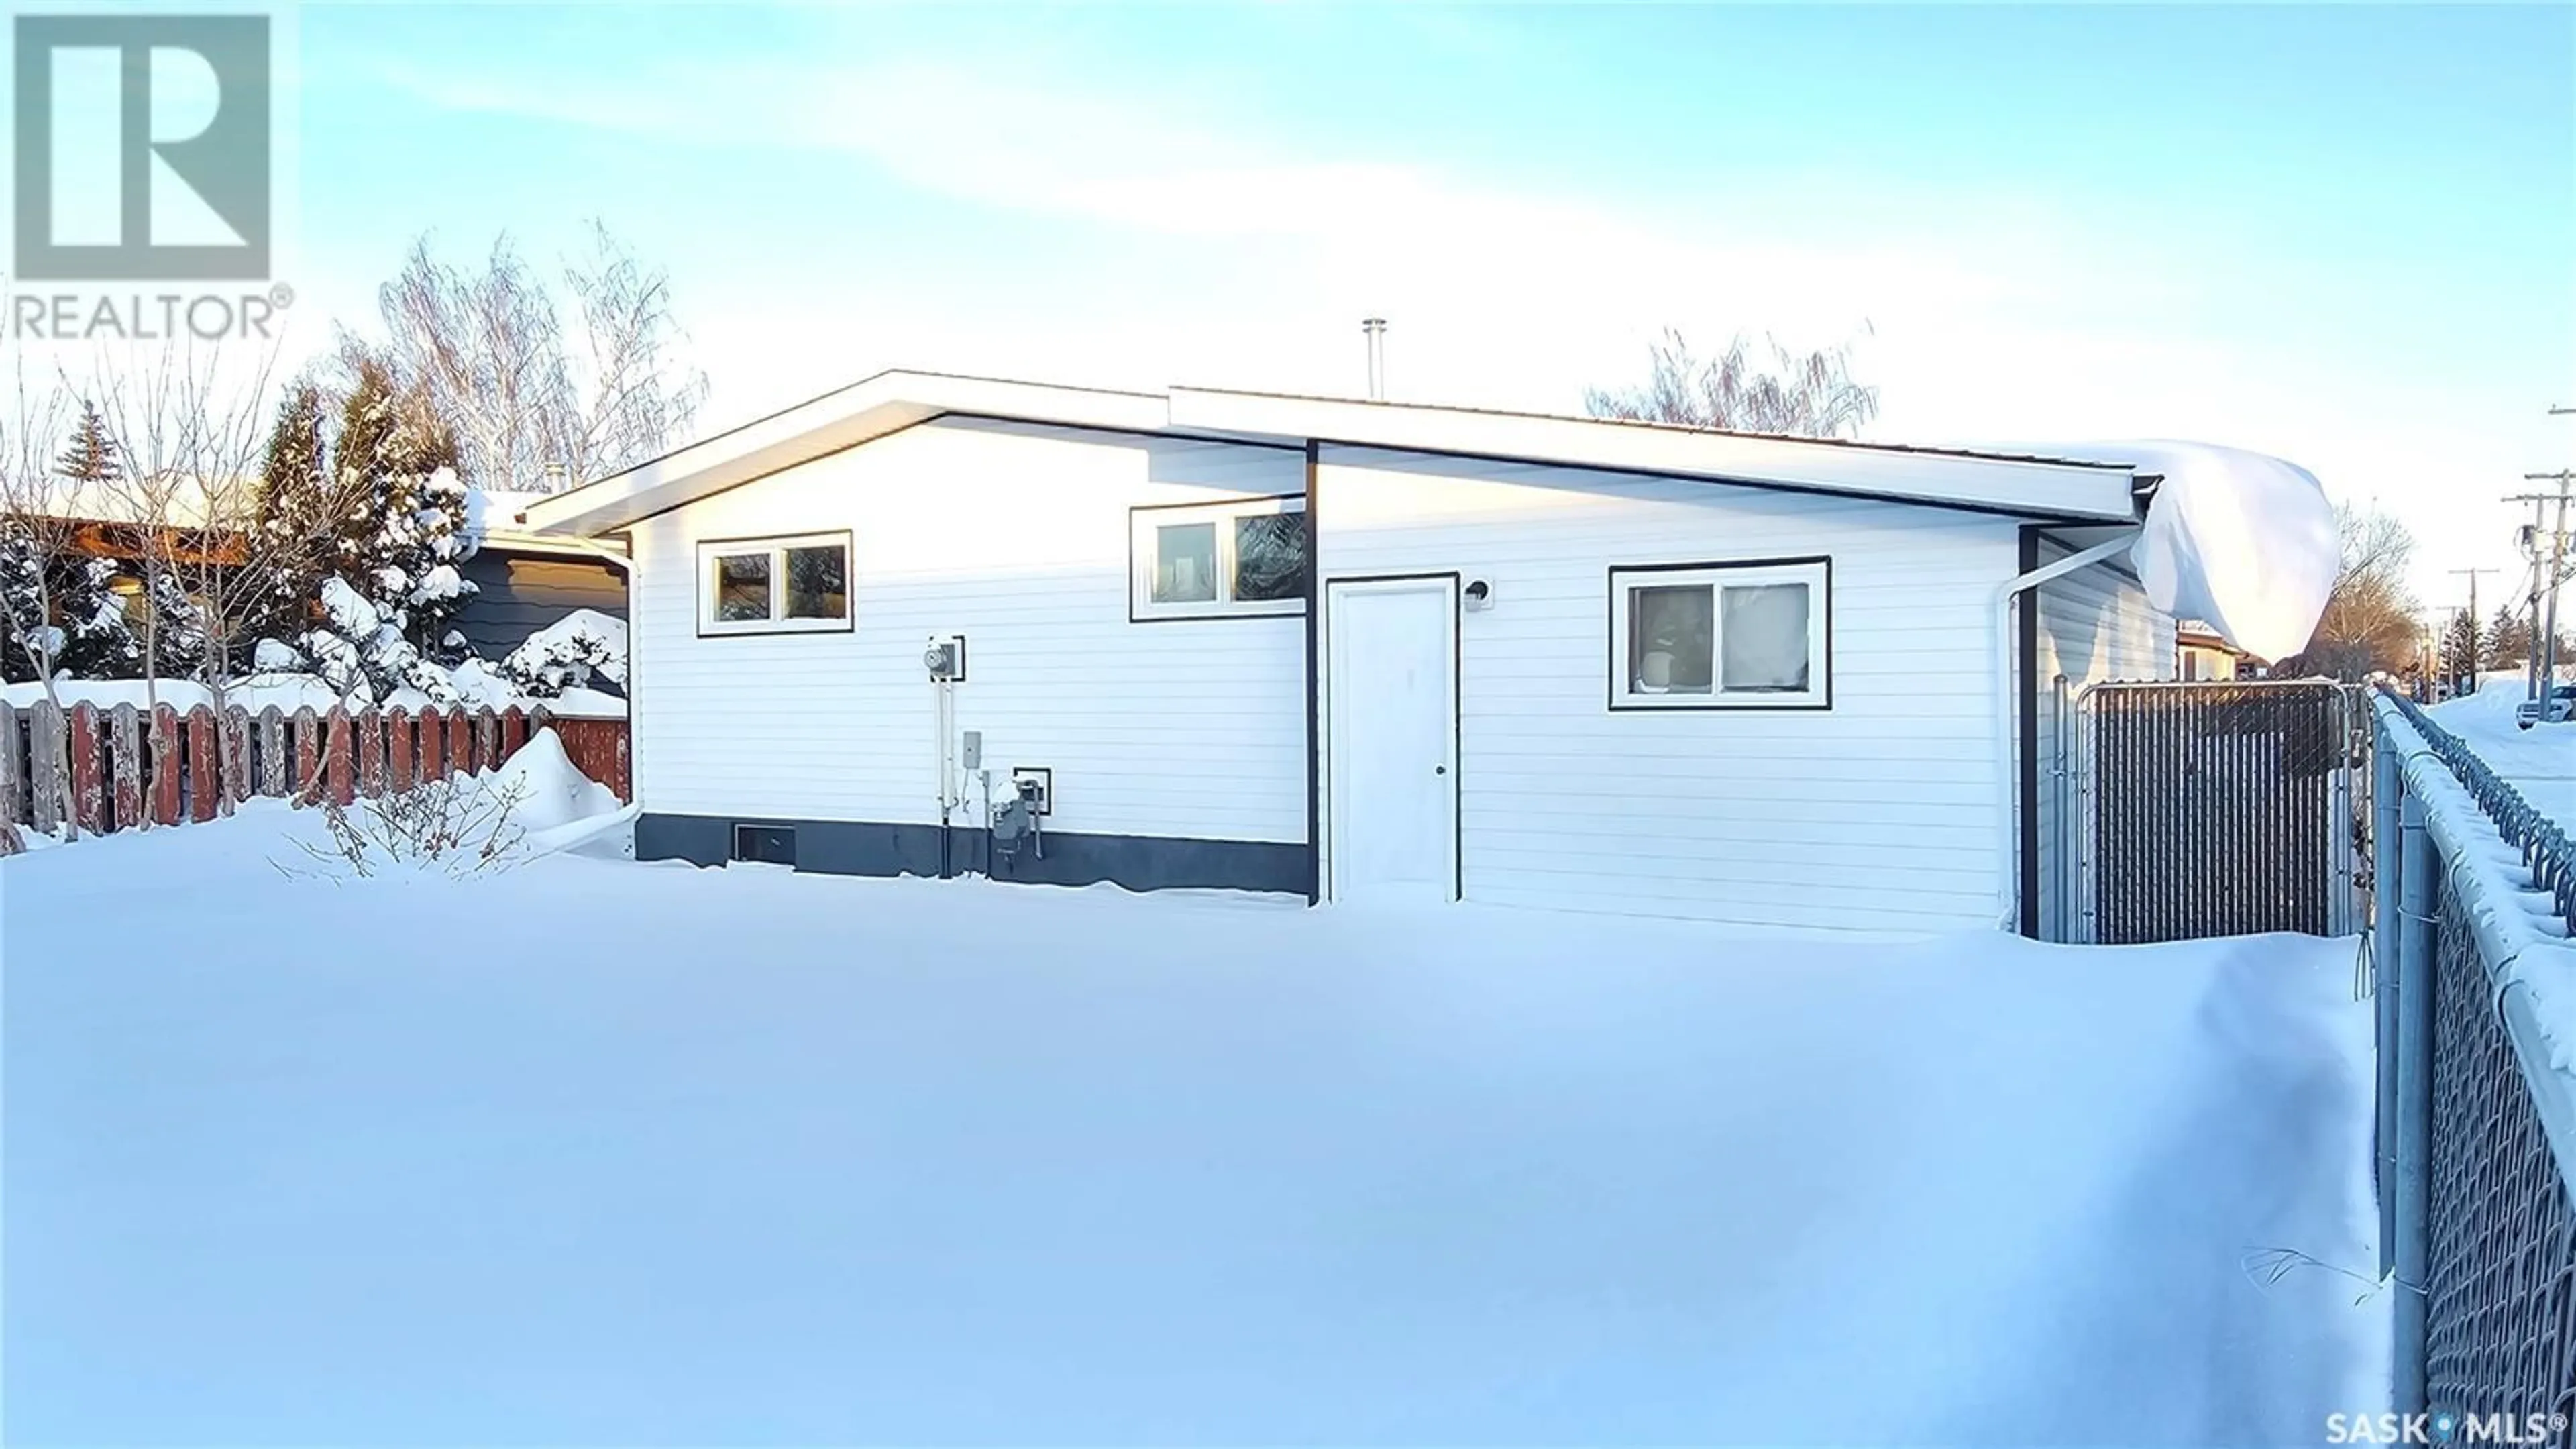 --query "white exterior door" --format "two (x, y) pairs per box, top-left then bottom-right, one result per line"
(1327, 576), (1458, 902)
